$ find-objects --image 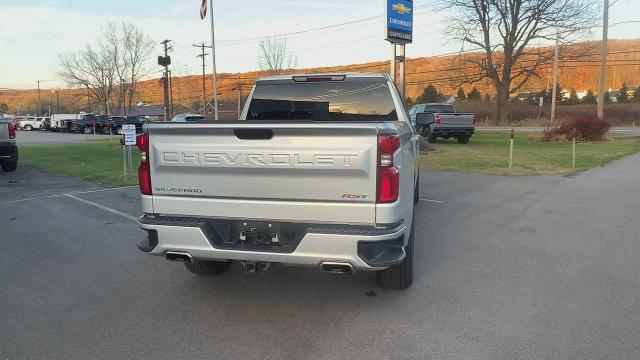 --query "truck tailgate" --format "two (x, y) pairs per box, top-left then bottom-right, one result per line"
(439, 113), (474, 127)
(147, 122), (379, 224)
